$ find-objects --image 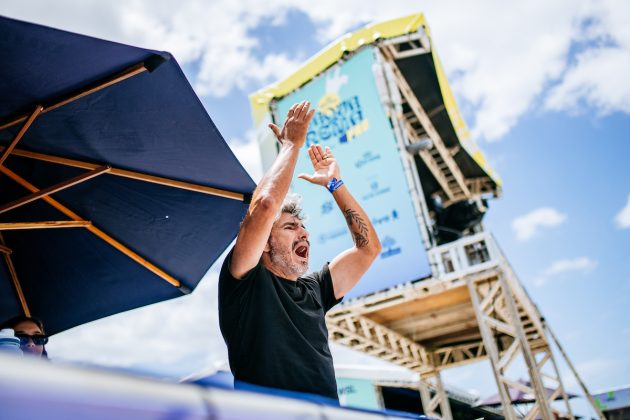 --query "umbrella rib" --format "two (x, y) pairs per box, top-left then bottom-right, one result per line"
(0, 221), (91, 230)
(0, 147), (246, 201)
(0, 233), (31, 317)
(0, 105), (43, 166)
(0, 166), (184, 289)
(0, 63), (148, 131)
(0, 165), (111, 215)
